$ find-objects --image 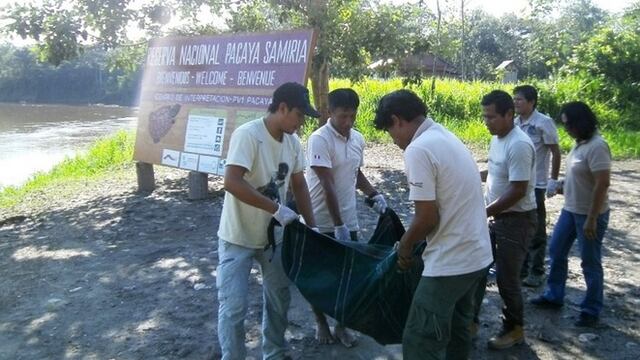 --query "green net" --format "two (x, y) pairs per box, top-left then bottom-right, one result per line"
(277, 209), (425, 345)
